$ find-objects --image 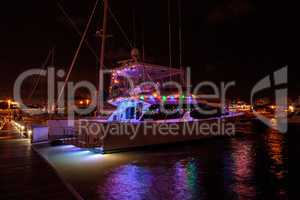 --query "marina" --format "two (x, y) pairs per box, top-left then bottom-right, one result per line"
(0, 111), (289, 200)
(0, 0), (290, 199)
(0, 119), (288, 200)
(0, 98), (290, 199)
